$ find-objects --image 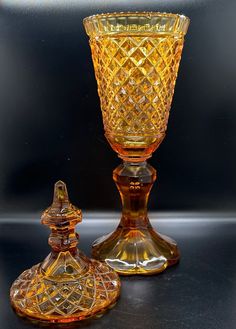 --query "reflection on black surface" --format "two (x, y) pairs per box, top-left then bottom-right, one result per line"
(13, 310), (101, 329)
(1, 218), (236, 329)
